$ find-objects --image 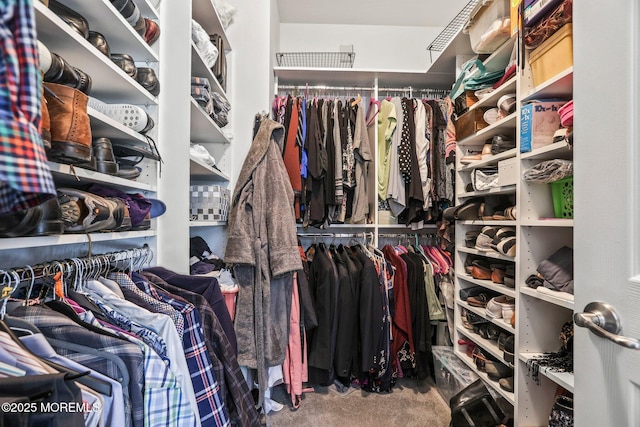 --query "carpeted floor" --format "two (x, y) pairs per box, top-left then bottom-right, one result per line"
(266, 377), (451, 427)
